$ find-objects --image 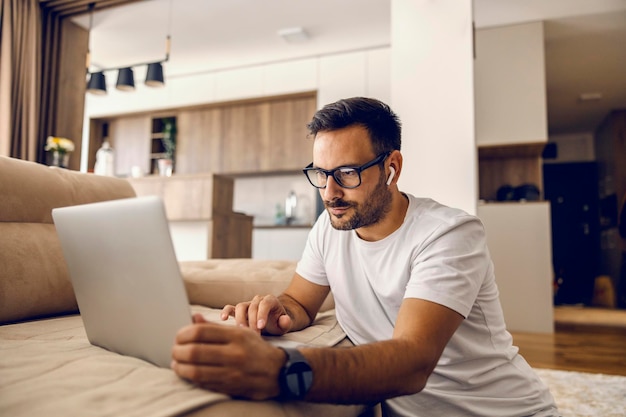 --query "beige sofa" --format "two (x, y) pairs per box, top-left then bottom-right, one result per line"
(0, 156), (369, 417)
